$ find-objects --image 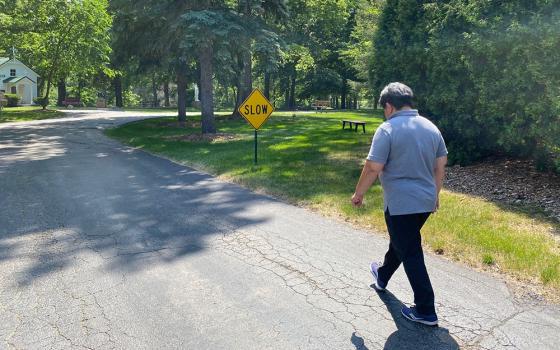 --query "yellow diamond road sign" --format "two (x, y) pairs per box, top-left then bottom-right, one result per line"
(239, 89), (274, 130)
